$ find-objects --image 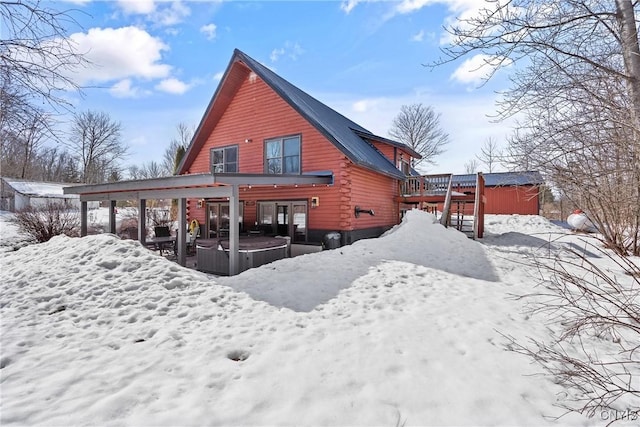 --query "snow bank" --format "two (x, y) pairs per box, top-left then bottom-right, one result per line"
(219, 210), (499, 312)
(0, 210), (603, 426)
(0, 211), (34, 252)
